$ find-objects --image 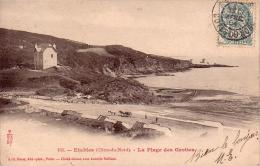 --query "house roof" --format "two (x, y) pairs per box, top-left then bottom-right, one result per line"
(35, 43), (57, 53)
